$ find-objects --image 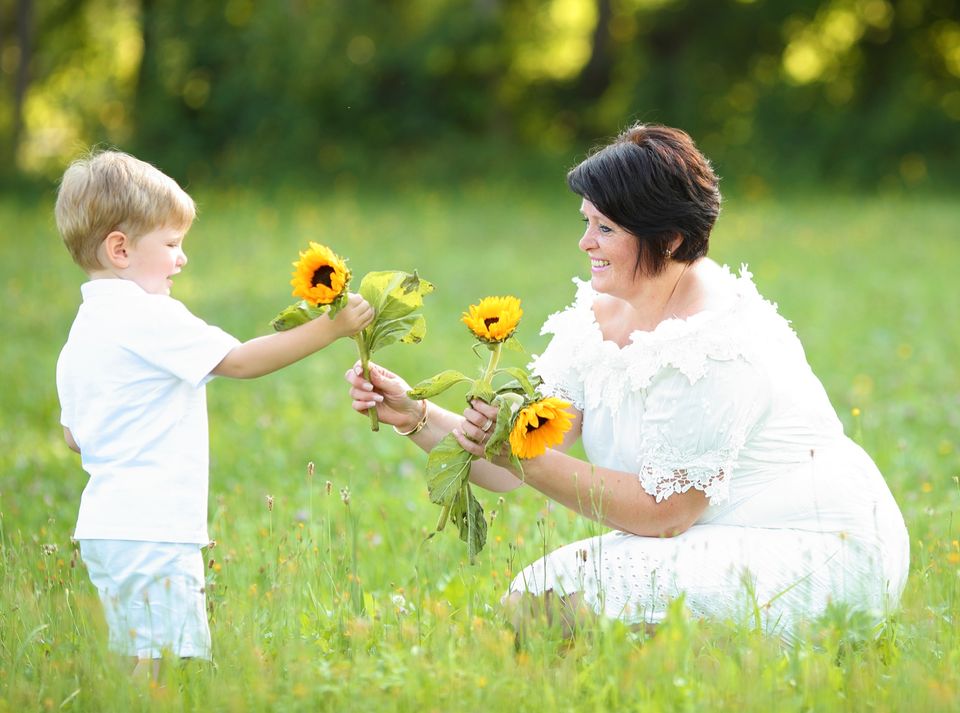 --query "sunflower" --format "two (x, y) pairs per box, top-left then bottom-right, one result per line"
(290, 242), (351, 306)
(461, 296), (523, 343)
(509, 397), (573, 459)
